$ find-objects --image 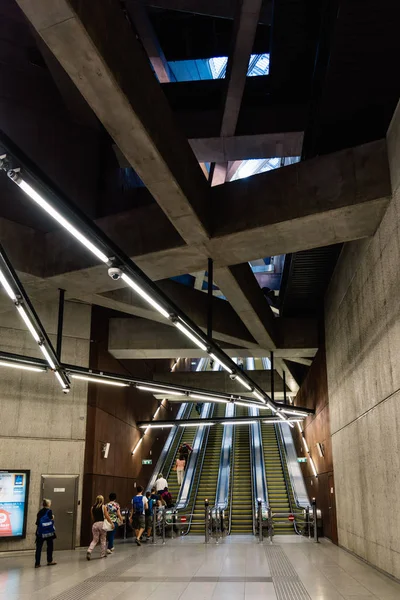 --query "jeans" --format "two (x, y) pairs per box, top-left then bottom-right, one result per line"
(107, 526), (116, 549)
(35, 536), (54, 566)
(88, 521), (107, 557)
